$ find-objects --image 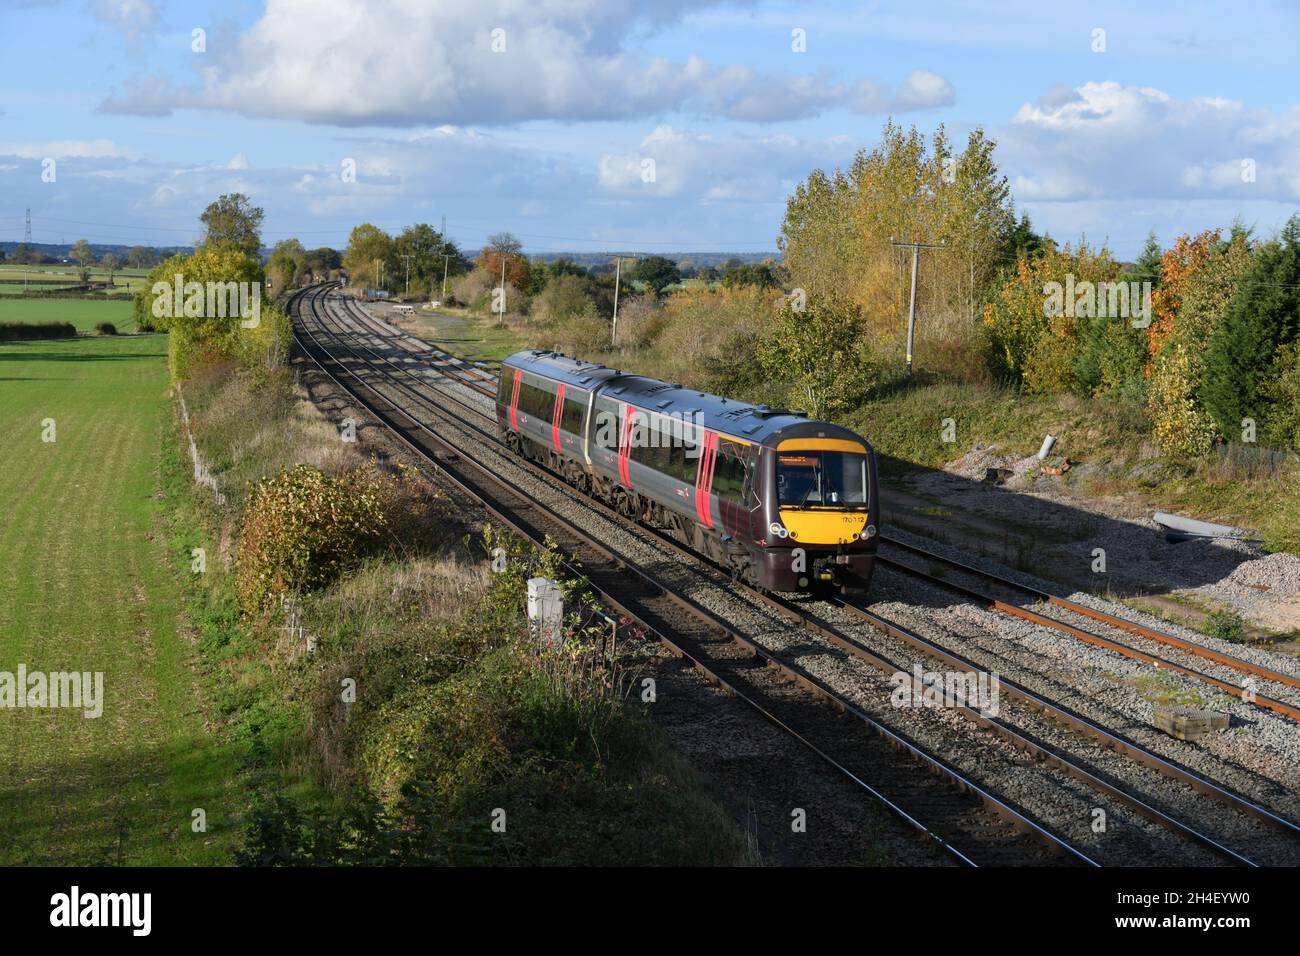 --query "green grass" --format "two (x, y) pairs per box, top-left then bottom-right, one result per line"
(405, 306), (526, 362)
(0, 335), (240, 864)
(0, 297), (136, 333)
